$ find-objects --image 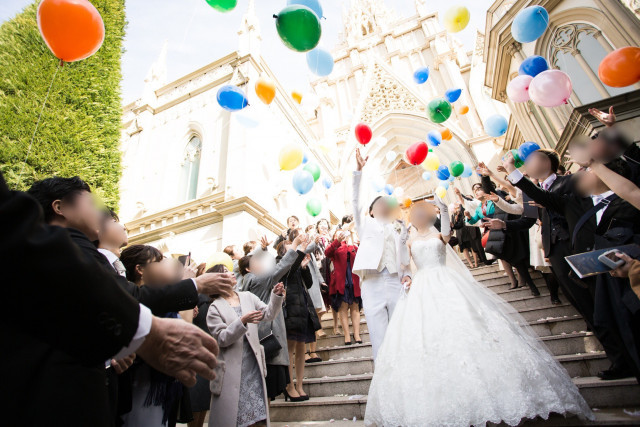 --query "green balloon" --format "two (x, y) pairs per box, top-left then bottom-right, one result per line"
(275, 5), (322, 52)
(450, 160), (464, 177)
(306, 198), (322, 217)
(427, 98), (452, 124)
(386, 196), (398, 208)
(303, 162), (321, 182)
(510, 149), (524, 168)
(205, 0), (237, 12)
